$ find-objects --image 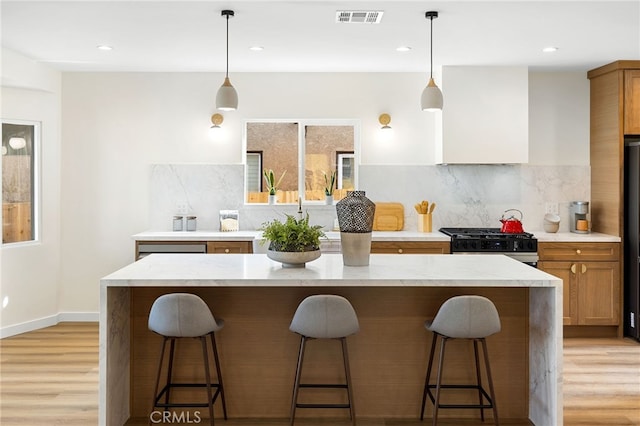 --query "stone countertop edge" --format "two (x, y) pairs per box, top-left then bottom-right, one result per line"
(133, 230), (620, 243)
(101, 253), (562, 287)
